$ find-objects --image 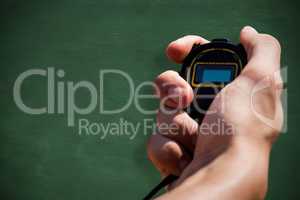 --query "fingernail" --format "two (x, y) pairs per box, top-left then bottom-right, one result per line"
(242, 25), (258, 34)
(175, 37), (186, 45)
